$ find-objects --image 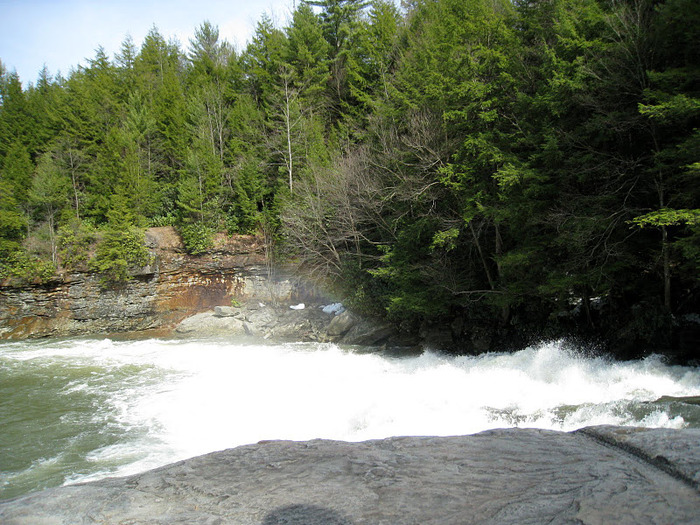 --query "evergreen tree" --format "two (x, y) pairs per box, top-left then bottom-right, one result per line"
(25, 66), (63, 155)
(0, 70), (30, 160)
(243, 15), (287, 107)
(348, 0), (401, 111)
(0, 178), (26, 259)
(305, 0), (369, 125)
(188, 21), (232, 79)
(306, 0), (369, 54)
(112, 98), (162, 223)
(89, 193), (151, 284)
(285, 3), (331, 106)
(134, 27), (188, 204)
(1, 142), (33, 206)
(115, 35), (138, 99)
(224, 93), (270, 232)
